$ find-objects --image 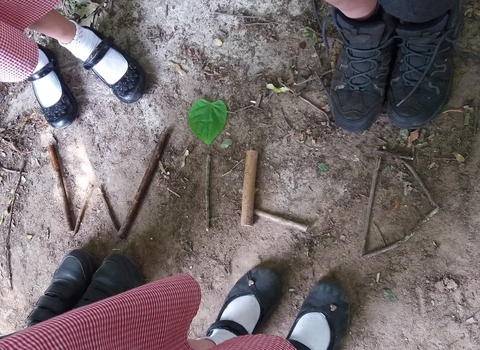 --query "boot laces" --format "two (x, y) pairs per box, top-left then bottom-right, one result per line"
(396, 27), (457, 107)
